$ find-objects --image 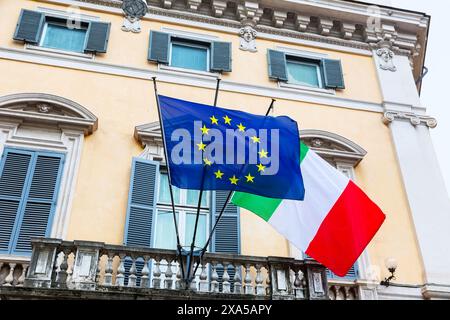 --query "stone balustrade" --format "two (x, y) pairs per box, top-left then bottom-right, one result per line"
(0, 257), (29, 287)
(15, 238), (330, 300)
(328, 282), (359, 300)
